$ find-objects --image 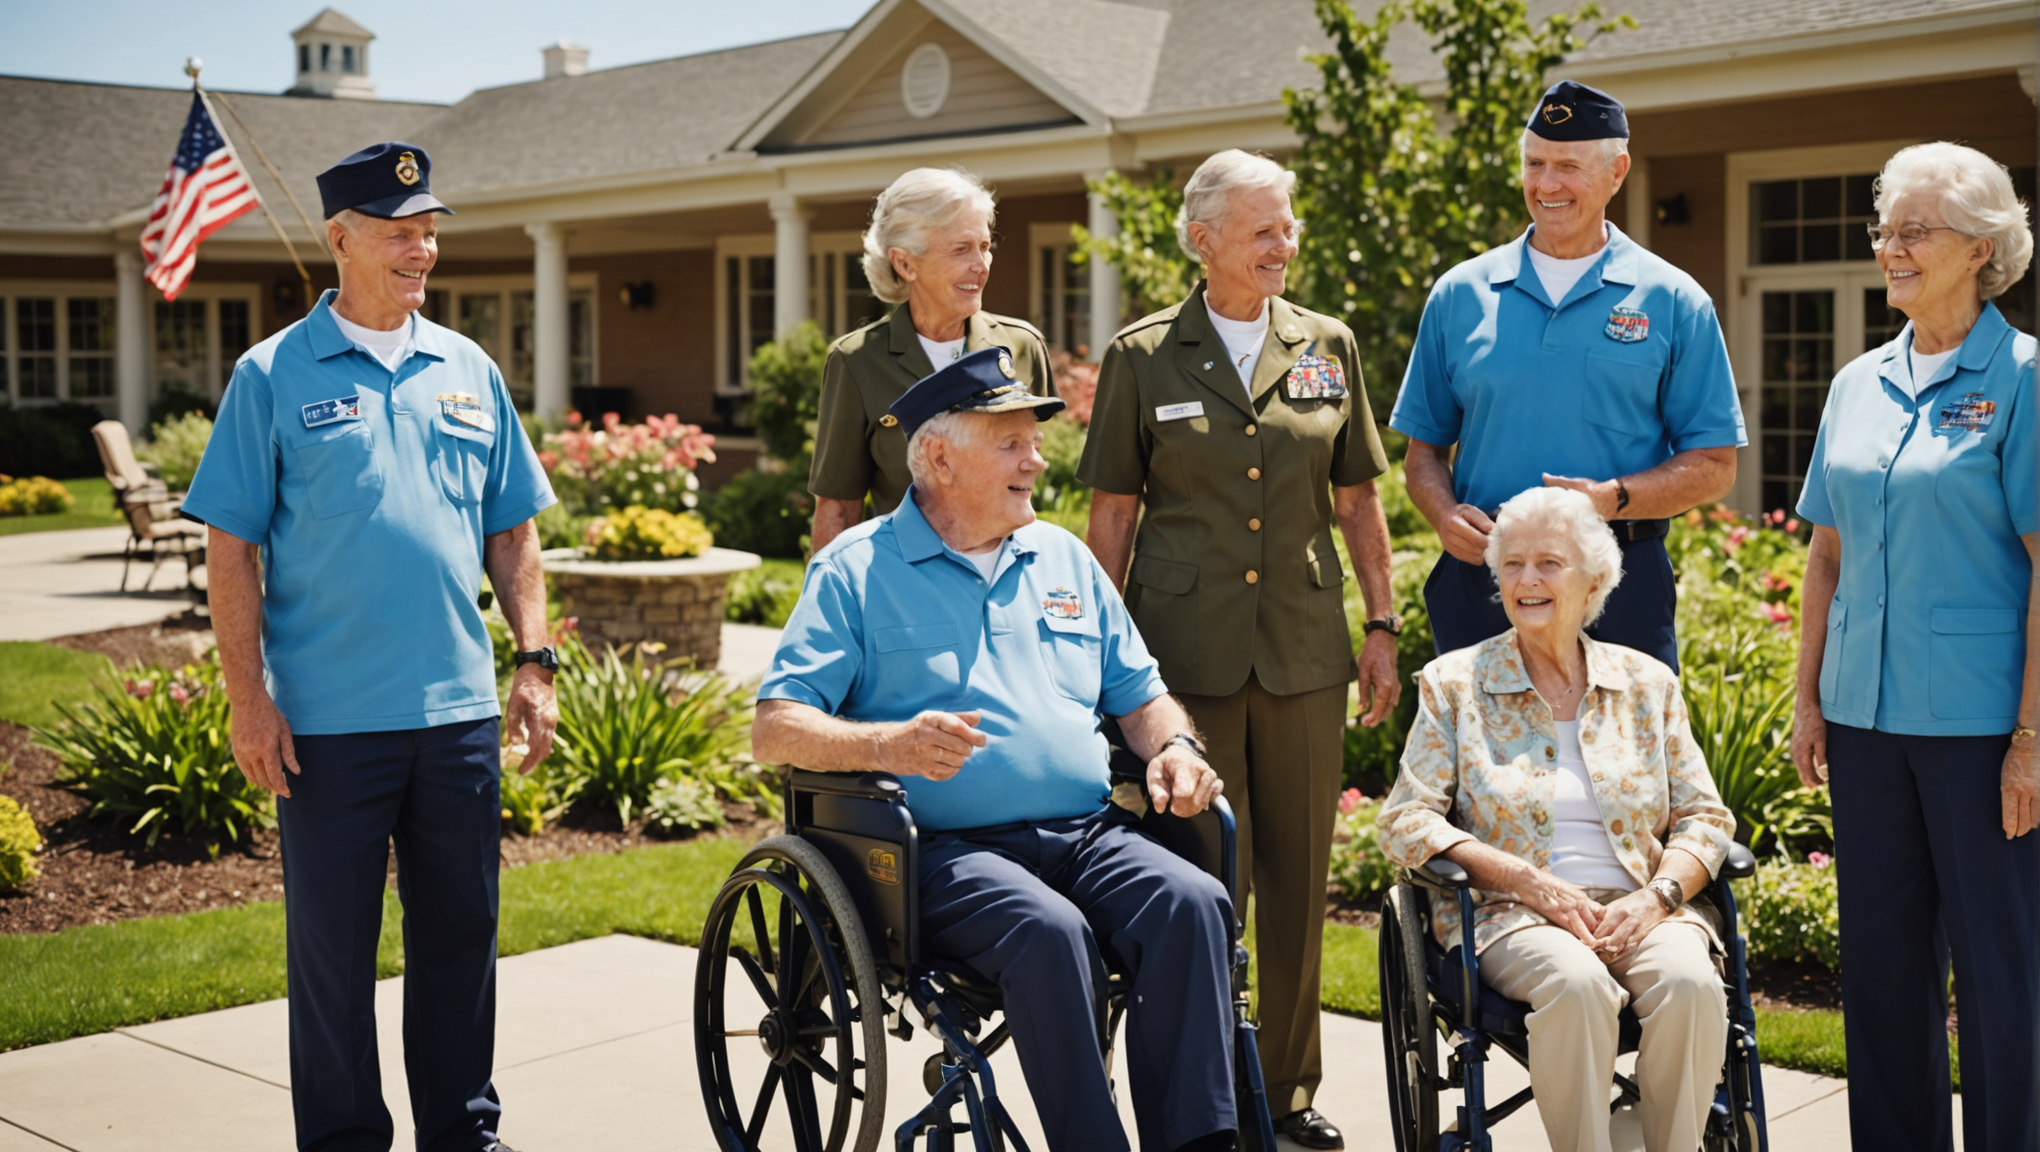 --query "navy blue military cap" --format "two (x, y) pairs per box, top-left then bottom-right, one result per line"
(315, 142), (455, 220)
(1527, 80), (1628, 142)
(882, 347), (1064, 439)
